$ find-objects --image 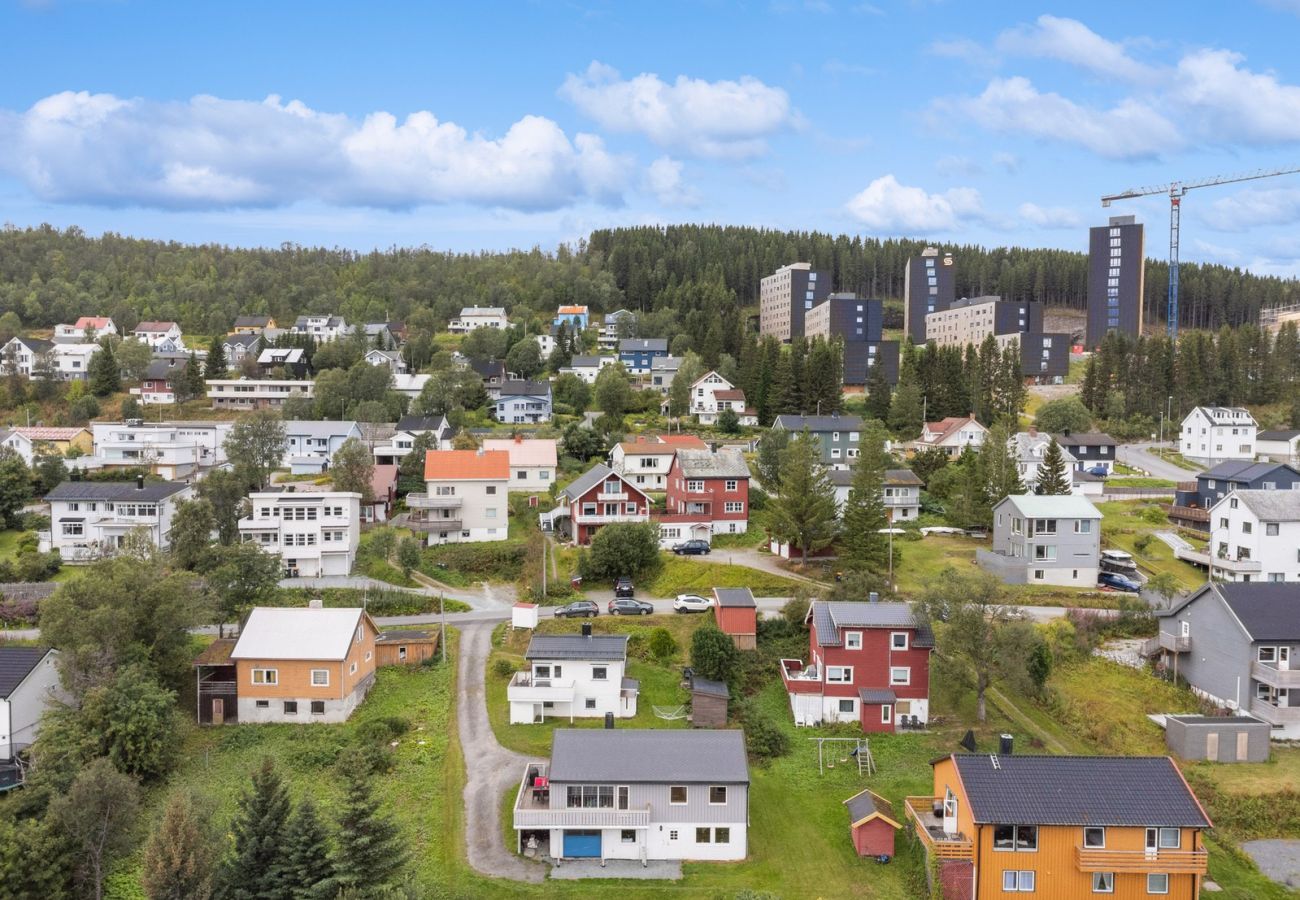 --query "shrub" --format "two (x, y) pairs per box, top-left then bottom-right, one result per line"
(780, 594), (810, 629)
(492, 658), (517, 679)
(648, 627), (678, 662)
(1133, 534), (1153, 554)
(584, 523), (662, 580)
(738, 704), (790, 761)
(423, 541), (527, 579)
(690, 625), (740, 683)
(356, 716), (411, 745)
(1140, 505), (1166, 525)
(748, 487), (768, 512)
